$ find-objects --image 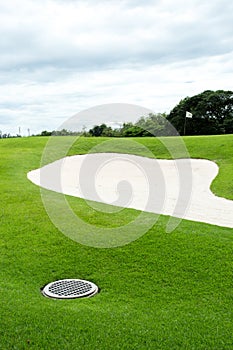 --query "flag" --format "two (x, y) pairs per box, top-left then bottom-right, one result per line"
(186, 111), (192, 118)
